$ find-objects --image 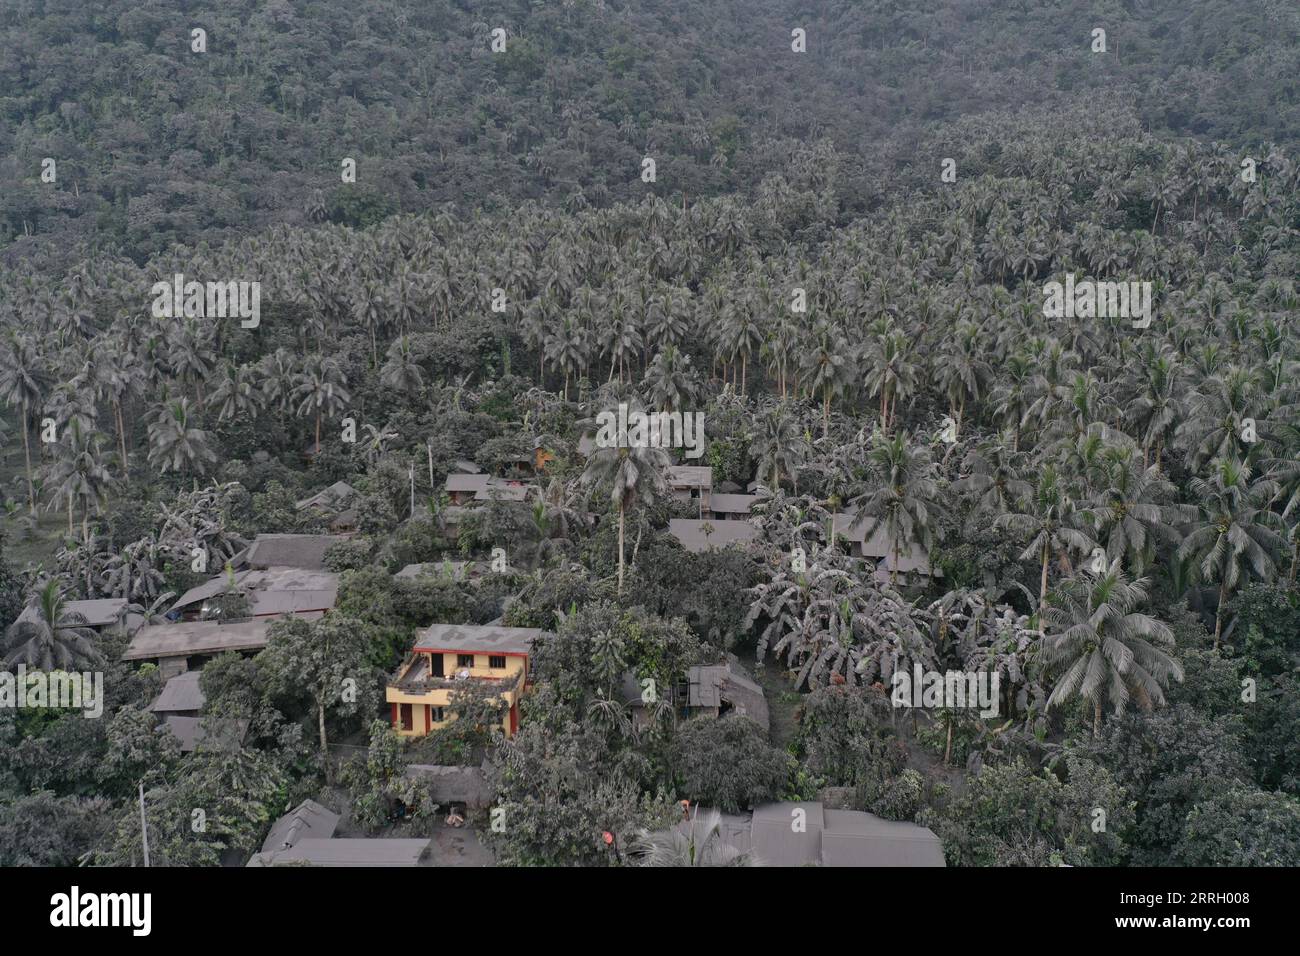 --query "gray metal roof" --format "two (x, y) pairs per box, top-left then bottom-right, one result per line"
(656, 802), (947, 867)
(63, 598), (129, 628)
(832, 512), (934, 572)
(295, 481), (358, 512)
(709, 493), (761, 515)
(687, 663), (770, 731)
(123, 618), (274, 661)
(149, 670), (205, 714)
(160, 716), (248, 753)
(445, 473), (491, 493)
(240, 534), (348, 571)
(170, 567), (338, 617)
(262, 799), (340, 852)
(751, 801), (825, 866)
(475, 482), (532, 502)
(405, 765), (496, 807)
(820, 809), (946, 867)
(668, 518), (759, 553)
(247, 838), (431, 867)
(412, 623), (545, 655)
(666, 465), (712, 488)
